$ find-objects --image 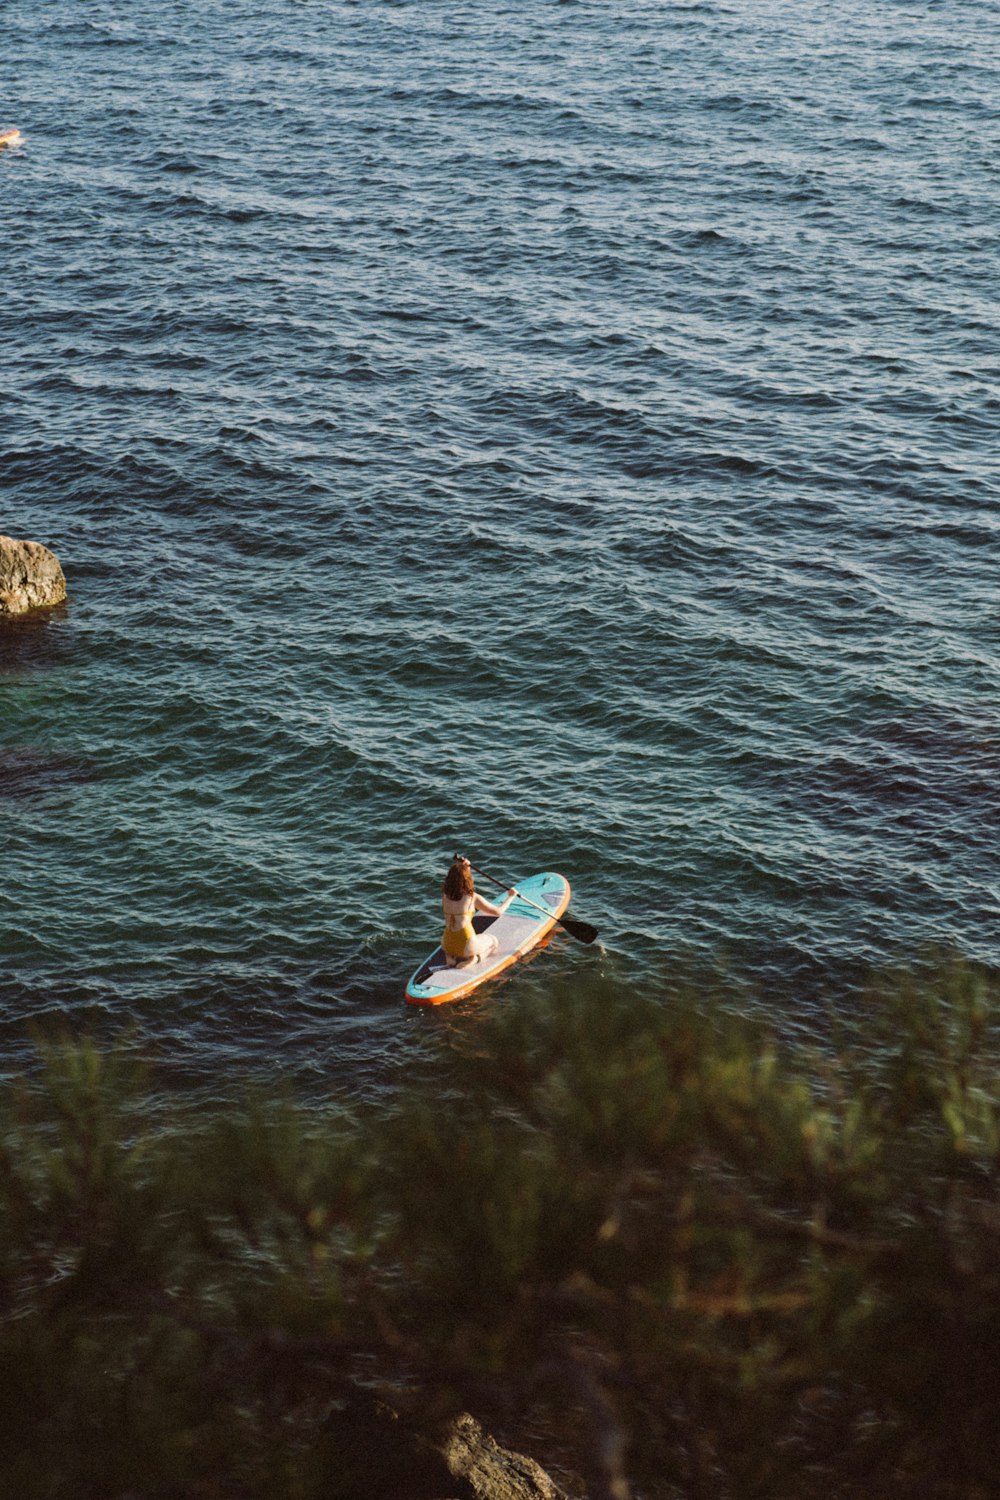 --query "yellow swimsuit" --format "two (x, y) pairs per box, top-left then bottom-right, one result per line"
(442, 896), (475, 959)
